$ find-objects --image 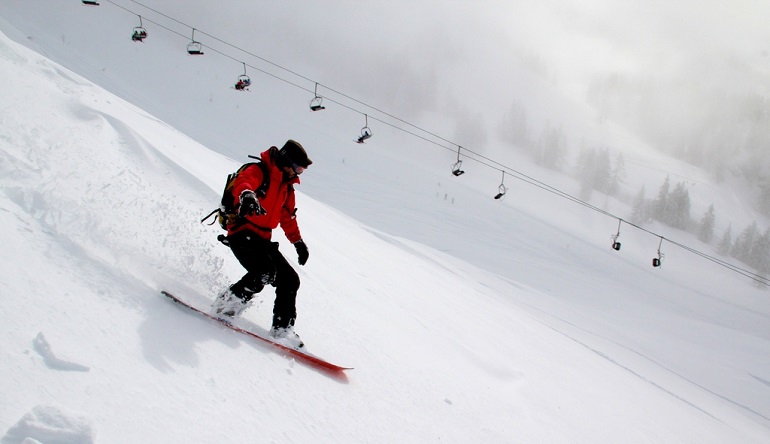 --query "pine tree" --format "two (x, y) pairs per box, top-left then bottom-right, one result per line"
(504, 102), (532, 148)
(630, 185), (650, 224)
(758, 177), (770, 217)
(668, 181), (692, 229)
(697, 204), (716, 243)
(717, 224), (733, 256)
(594, 148), (612, 193)
(750, 228), (770, 274)
(536, 122), (567, 171)
(652, 176), (671, 222)
(607, 153), (627, 196)
(576, 147), (596, 199)
(732, 221), (759, 263)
